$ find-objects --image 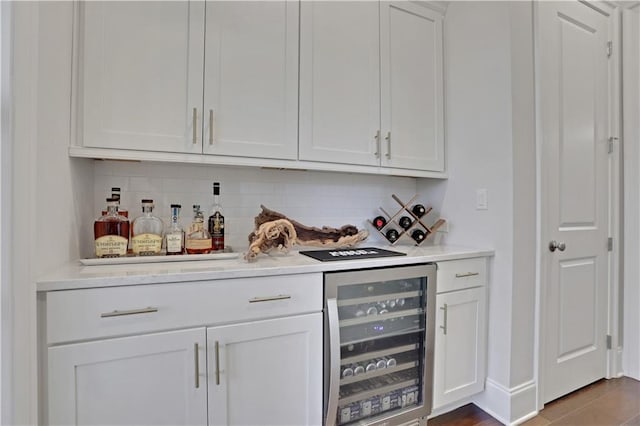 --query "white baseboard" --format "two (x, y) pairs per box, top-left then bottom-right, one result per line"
(473, 378), (538, 425)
